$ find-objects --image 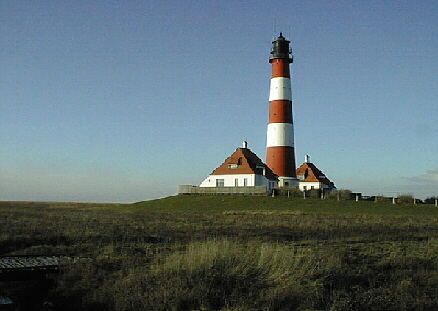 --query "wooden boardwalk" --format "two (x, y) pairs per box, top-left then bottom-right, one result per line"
(0, 256), (67, 272)
(0, 256), (79, 281)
